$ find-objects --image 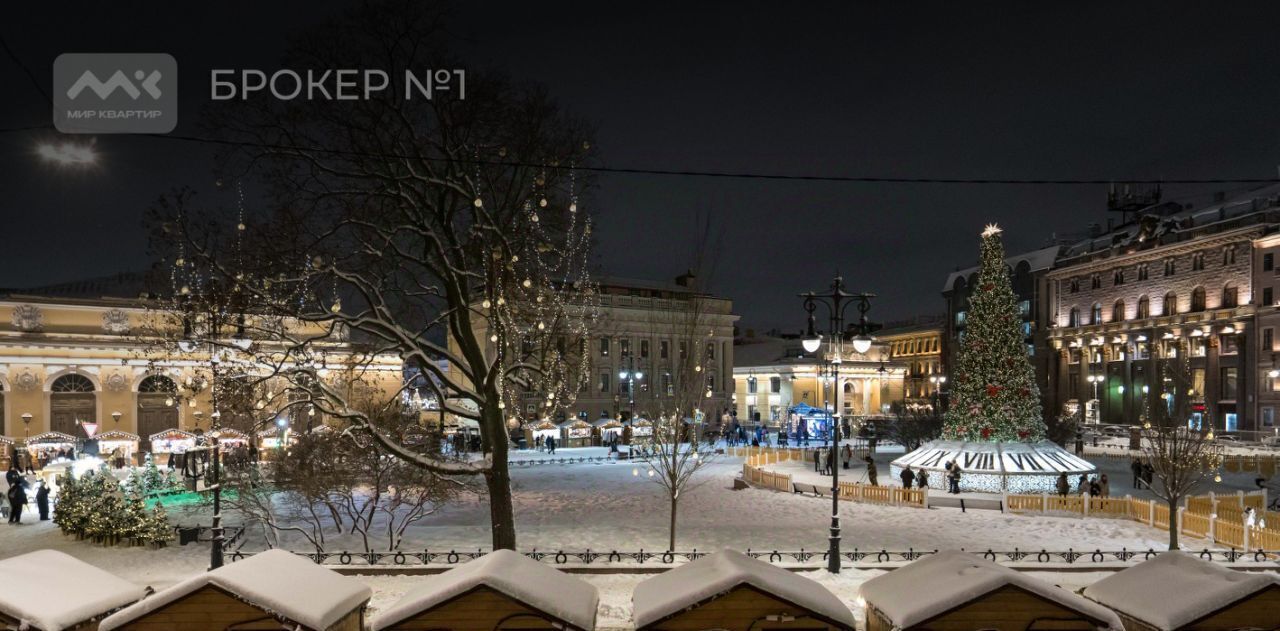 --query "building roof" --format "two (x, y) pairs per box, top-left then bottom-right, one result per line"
(877, 315), (946, 339)
(371, 550), (599, 631)
(942, 245), (1061, 292)
(1082, 551), (1280, 629)
(1058, 184), (1280, 263)
(733, 336), (813, 368)
(99, 549), (371, 631)
(0, 550), (145, 631)
(859, 550), (1122, 629)
(2, 271), (157, 302)
(632, 549), (855, 629)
